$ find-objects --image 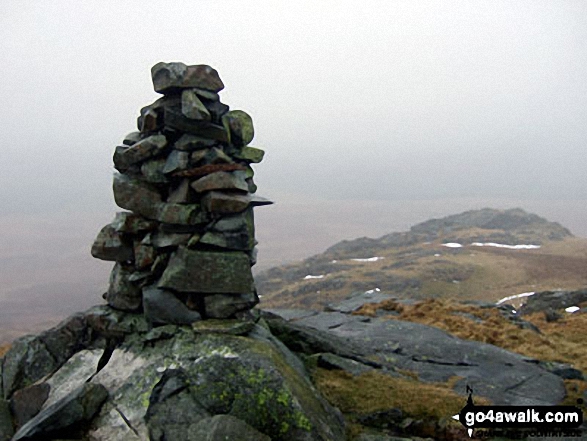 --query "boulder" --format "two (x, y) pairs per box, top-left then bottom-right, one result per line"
(151, 62), (224, 94)
(91, 225), (133, 262)
(222, 110), (254, 146)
